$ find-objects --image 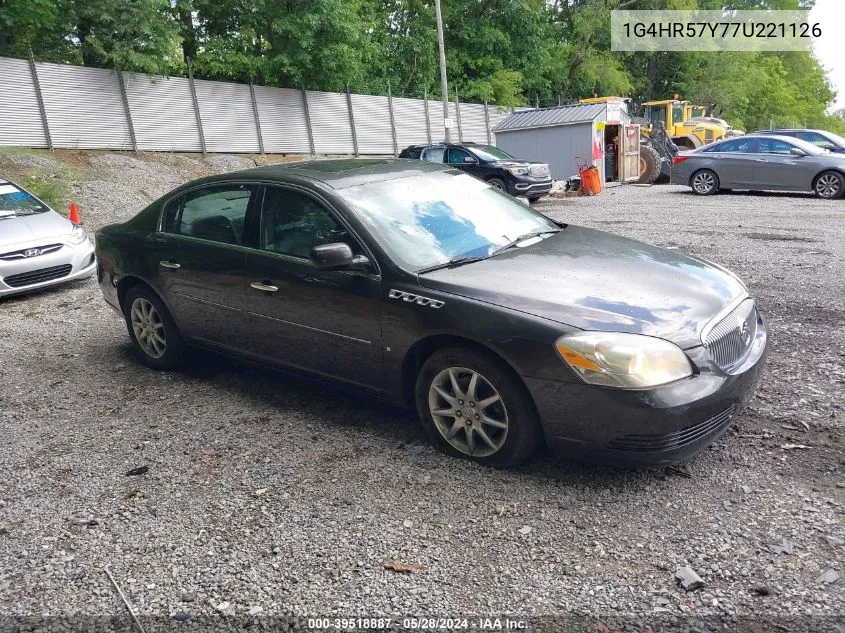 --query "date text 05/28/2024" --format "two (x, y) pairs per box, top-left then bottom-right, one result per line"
(307, 618), (527, 630)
